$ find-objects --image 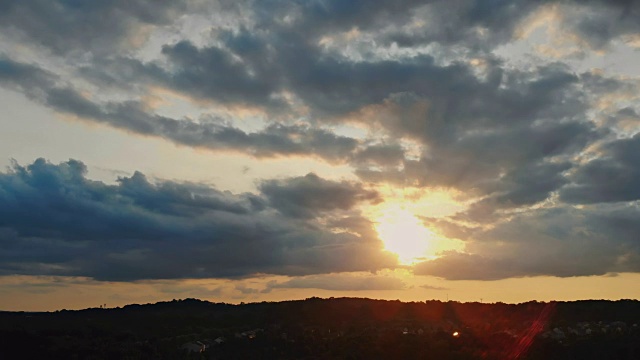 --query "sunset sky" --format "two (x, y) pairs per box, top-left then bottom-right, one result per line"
(2, 0), (640, 311)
